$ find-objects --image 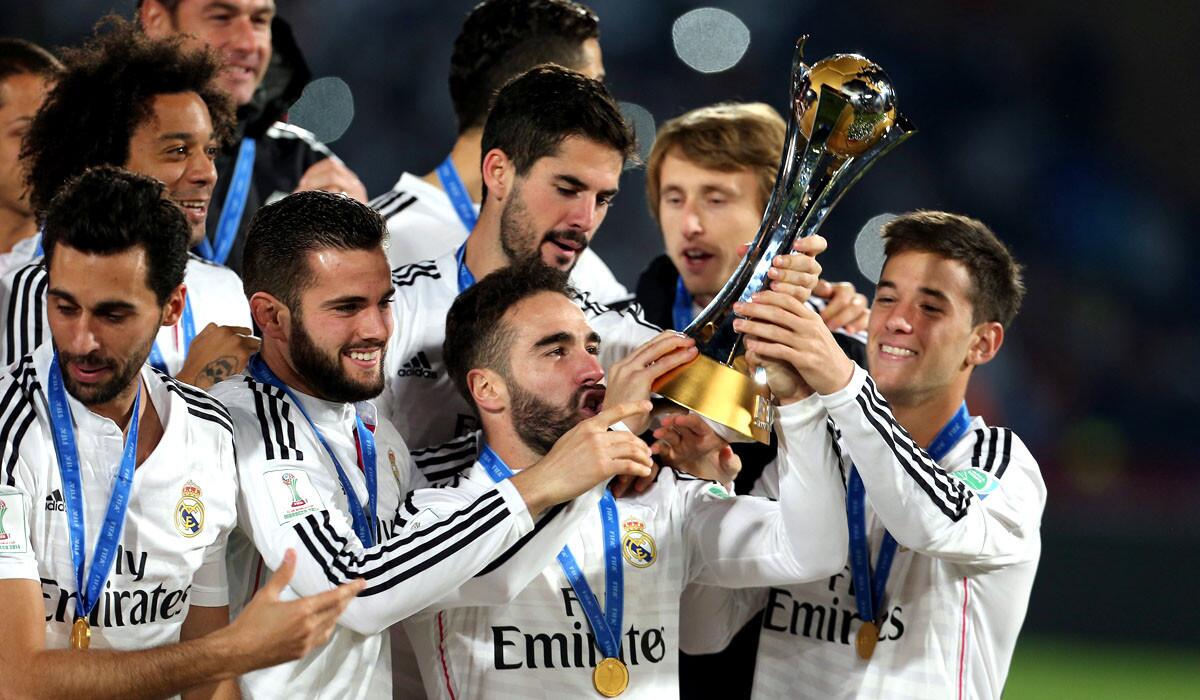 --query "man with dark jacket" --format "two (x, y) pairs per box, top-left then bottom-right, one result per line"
(139, 0), (366, 273)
